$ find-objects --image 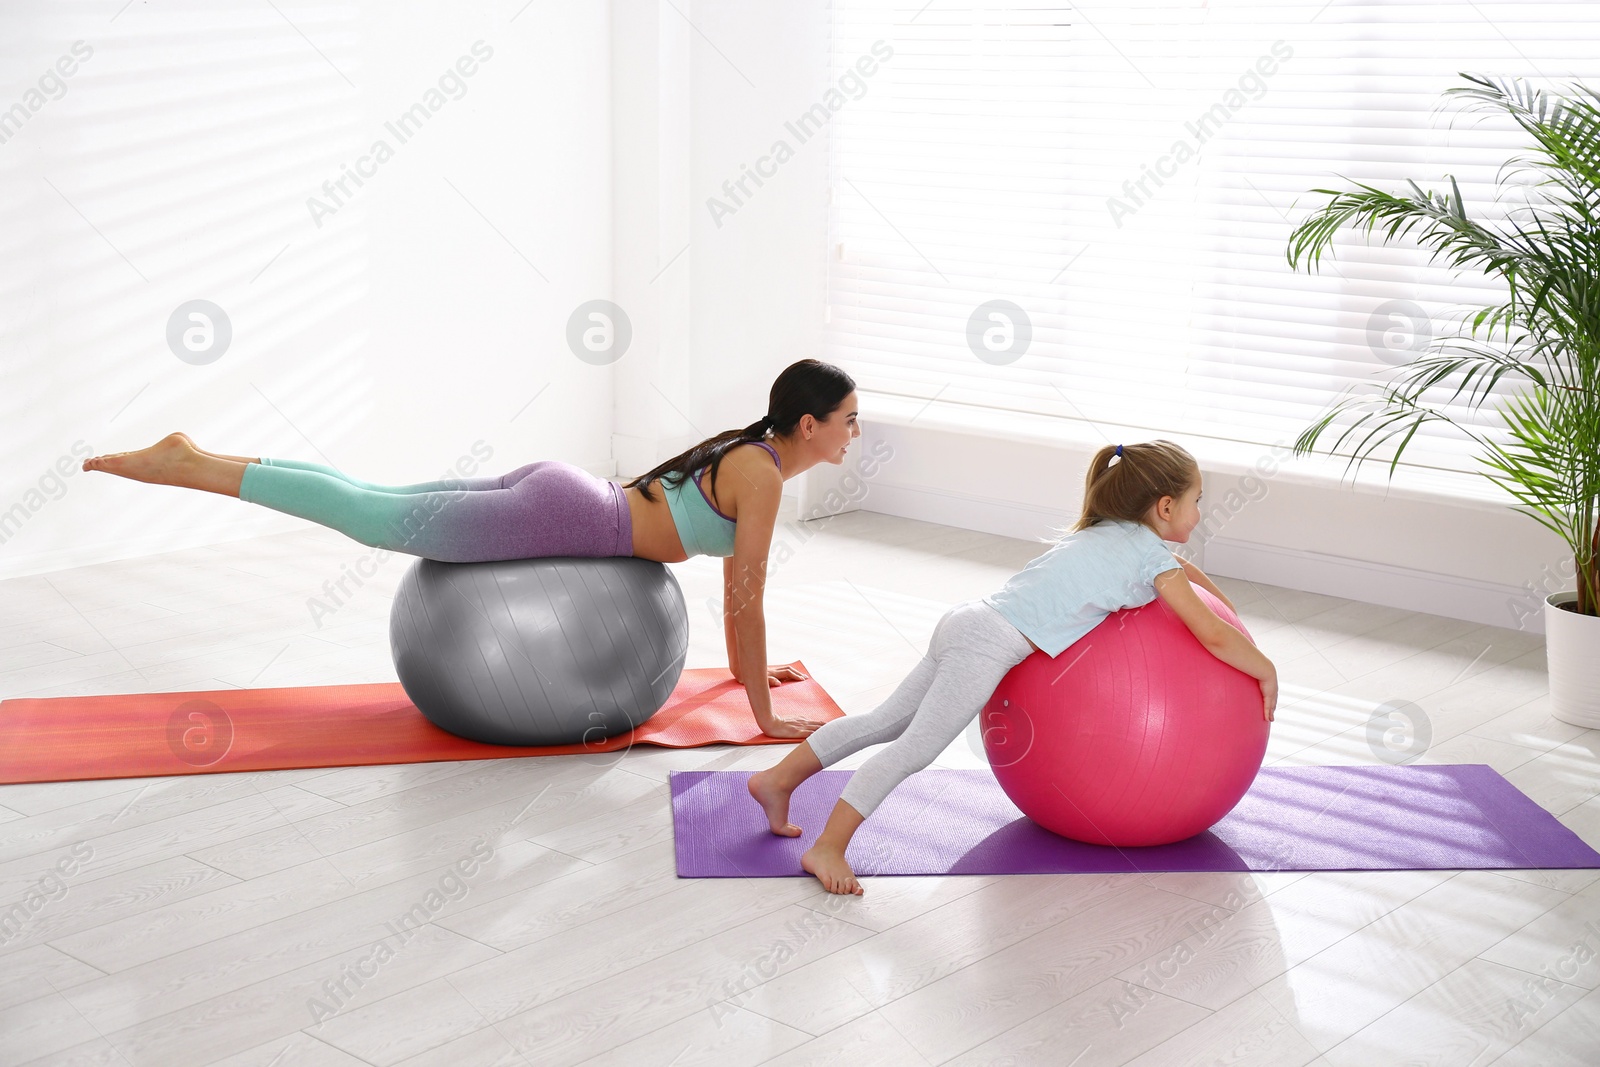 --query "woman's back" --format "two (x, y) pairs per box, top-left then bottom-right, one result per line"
(640, 441), (782, 559)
